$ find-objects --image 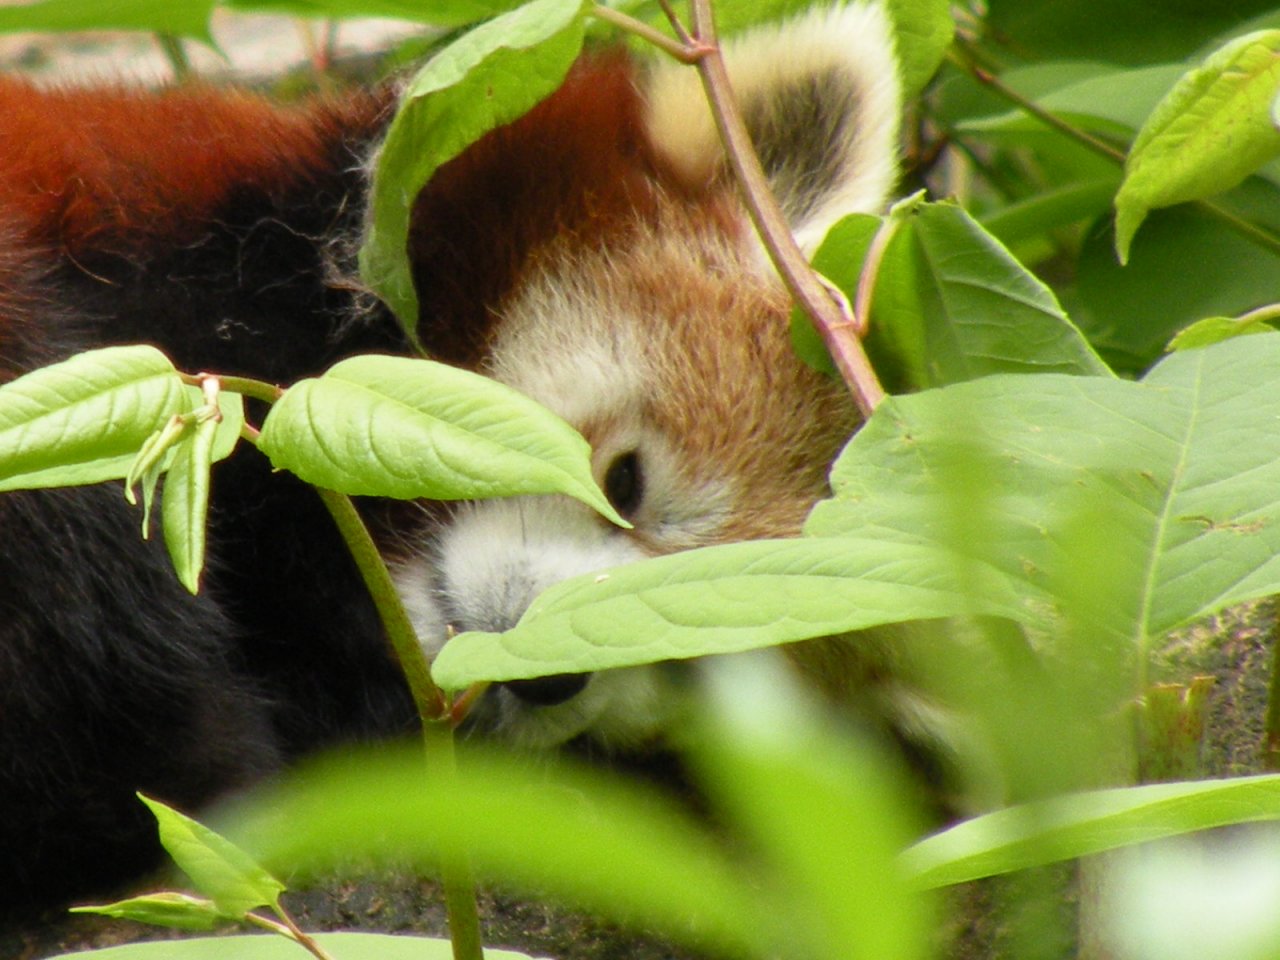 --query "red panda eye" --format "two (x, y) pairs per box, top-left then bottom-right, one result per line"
(603, 450), (644, 518)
